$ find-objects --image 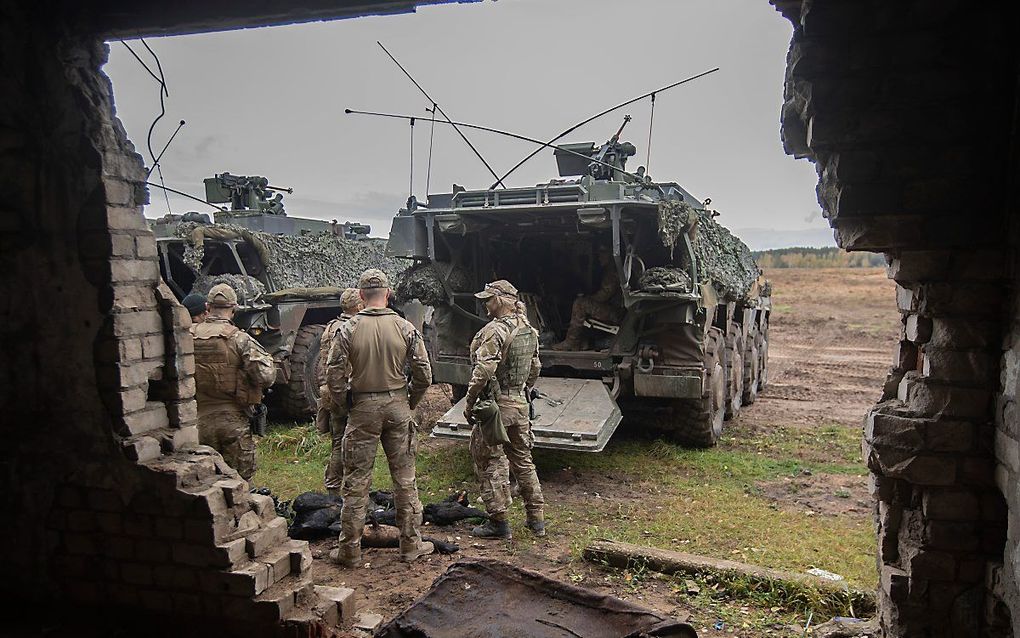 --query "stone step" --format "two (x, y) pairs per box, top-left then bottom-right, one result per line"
(313, 585), (357, 626)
